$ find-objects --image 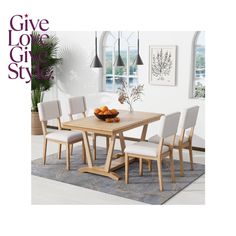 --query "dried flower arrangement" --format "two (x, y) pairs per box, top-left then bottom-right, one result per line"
(117, 79), (144, 112)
